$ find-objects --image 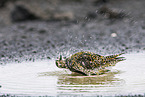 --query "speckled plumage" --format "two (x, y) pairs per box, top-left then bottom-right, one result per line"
(56, 51), (125, 76)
